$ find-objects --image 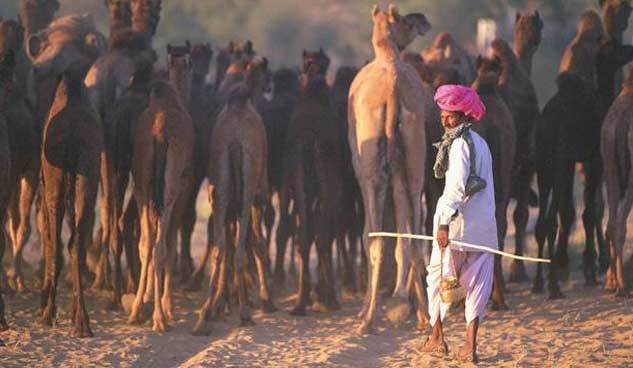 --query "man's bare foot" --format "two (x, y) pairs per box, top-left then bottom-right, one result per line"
(418, 336), (449, 356)
(455, 345), (478, 363)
